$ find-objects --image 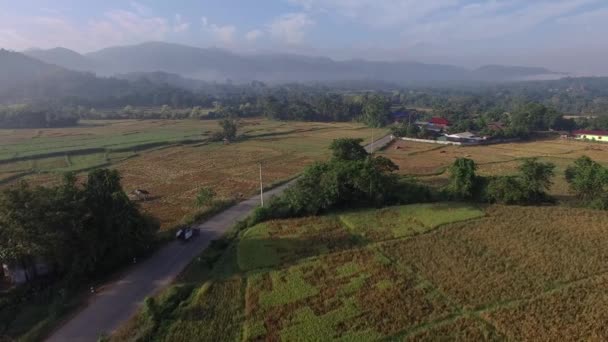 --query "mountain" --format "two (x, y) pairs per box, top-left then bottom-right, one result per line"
(23, 42), (564, 84)
(0, 49), (66, 91)
(24, 47), (96, 72)
(472, 65), (565, 81)
(114, 71), (209, 90)
(0, 50), (172, 105)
